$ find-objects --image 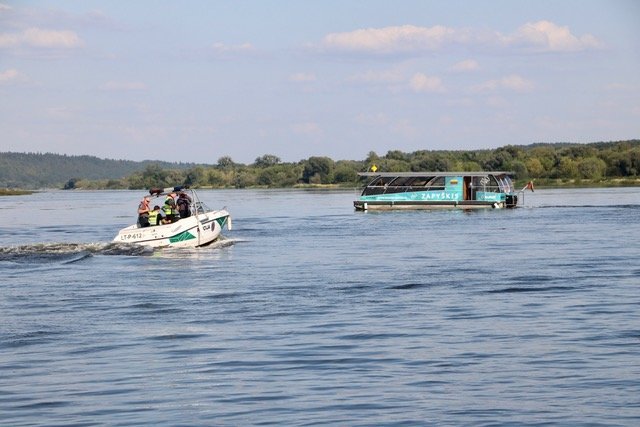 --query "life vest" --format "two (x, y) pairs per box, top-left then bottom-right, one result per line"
(138, 201), (149, 214)
(163, 202), (176, 216)
(148, 209), (159, 226)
